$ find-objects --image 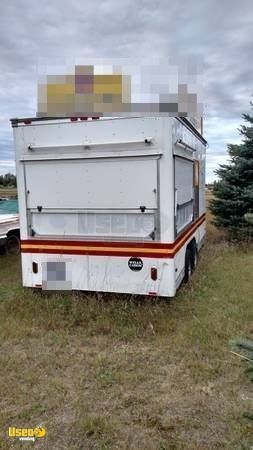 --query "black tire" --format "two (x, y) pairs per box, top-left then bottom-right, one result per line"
(0, 245), (6, 255)
(6, 234), (20, 254)
(191, 244), (198, 272)
(184, 247), (192, 283)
